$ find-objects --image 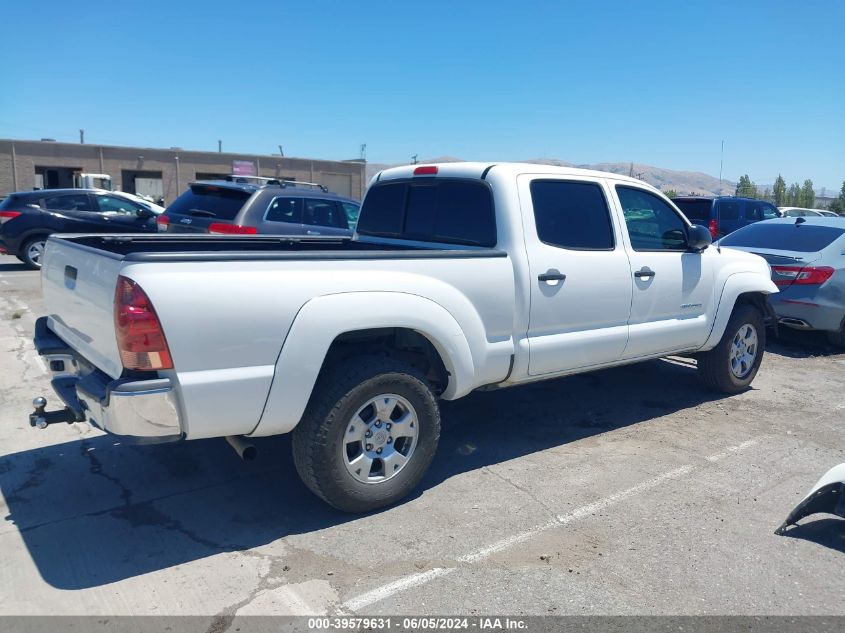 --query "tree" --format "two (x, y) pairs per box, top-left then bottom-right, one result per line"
(800, 179), (815, 208)
(664, 189), (678, 199)
(773, 175), (786, 206)
(787, 183), (801, 206)
(735, 174), (759, 198)
(828, 181), (845, 215)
